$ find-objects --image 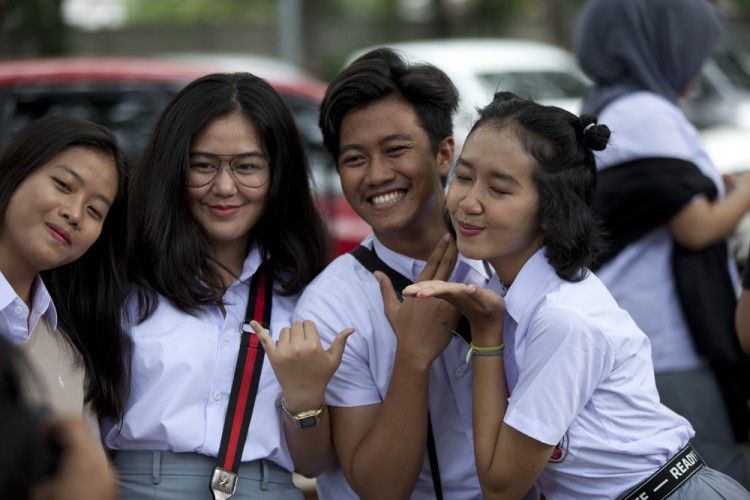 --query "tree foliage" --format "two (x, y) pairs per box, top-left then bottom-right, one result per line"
(125, 0), (276, 25)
